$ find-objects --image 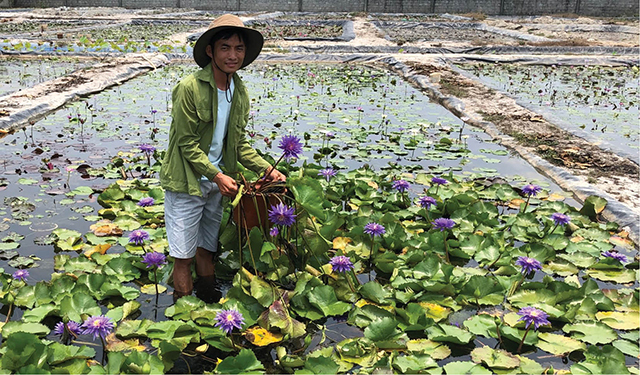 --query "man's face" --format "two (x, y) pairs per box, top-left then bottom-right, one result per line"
(206, 34), (245, 74)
